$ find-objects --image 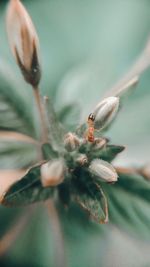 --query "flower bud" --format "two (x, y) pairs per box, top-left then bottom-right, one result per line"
(94, 137), (107, 150)
(89, 159), (118, 183)
(76, 154), (88, 166)
(41, 159), (65, 187)
(92, 97), (119, 130)
(6, 0), (41, 87)
(64, 132), (80, 152)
